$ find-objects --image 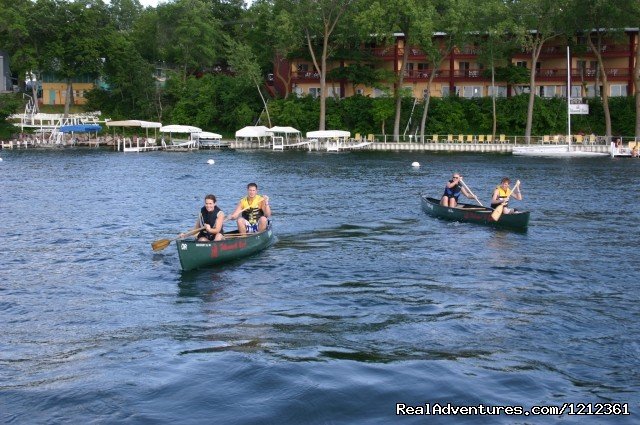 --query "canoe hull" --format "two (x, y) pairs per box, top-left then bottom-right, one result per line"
(421, 196), (530, 230)
(176, 226), (274, 271)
